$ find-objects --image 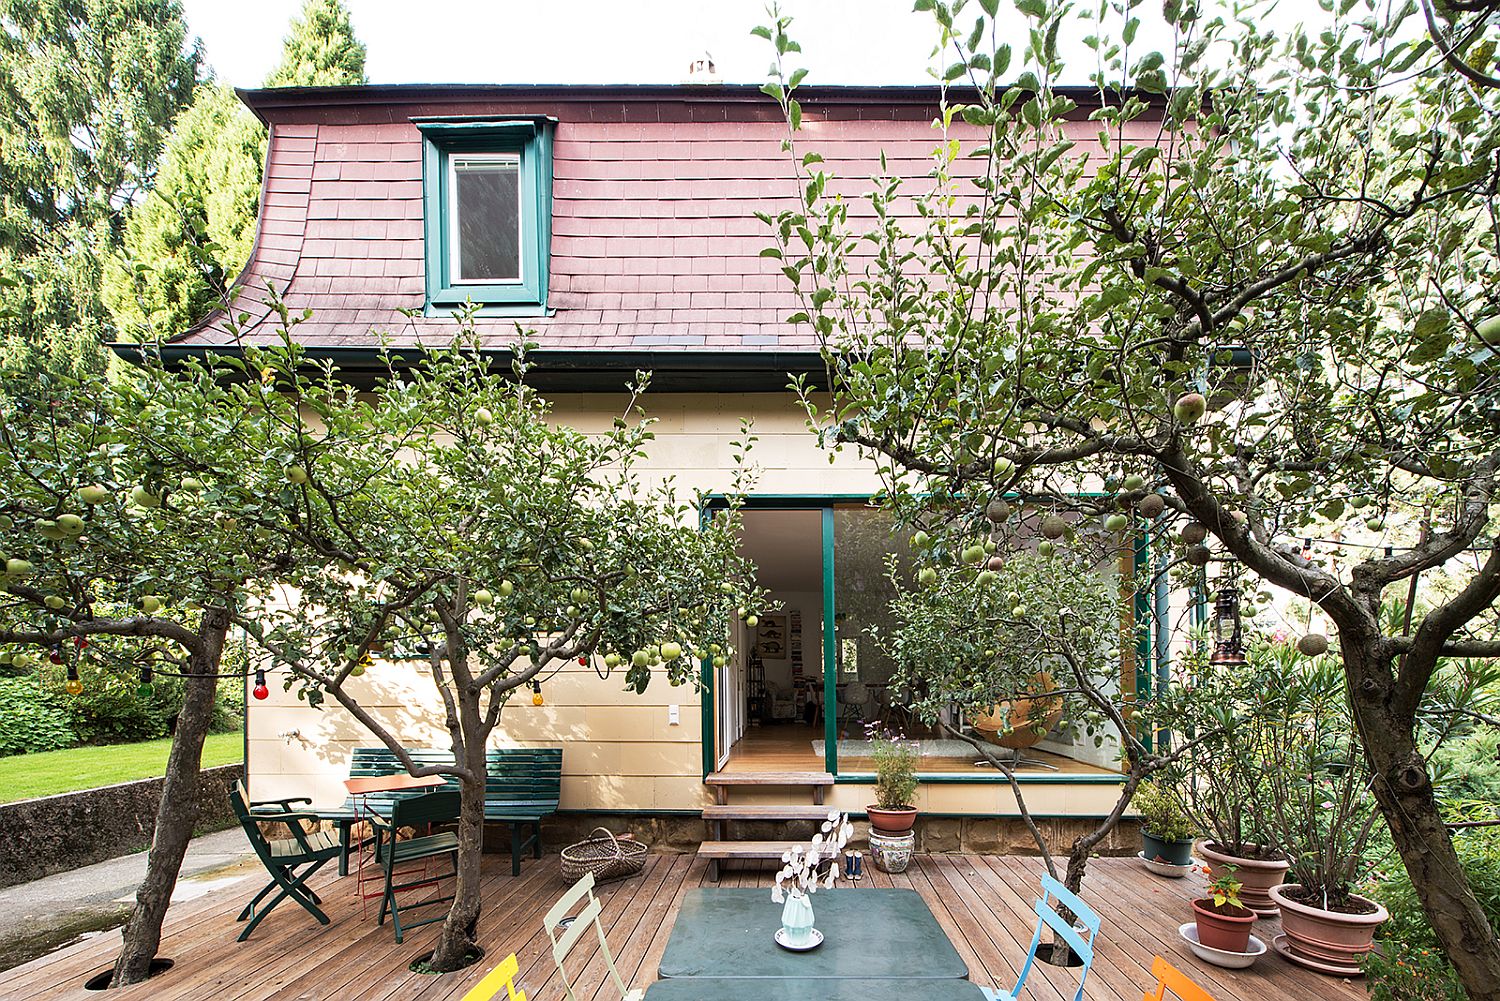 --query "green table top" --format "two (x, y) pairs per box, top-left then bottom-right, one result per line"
(658, 888), (970, 981)
(643, 977), (992, 1000)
